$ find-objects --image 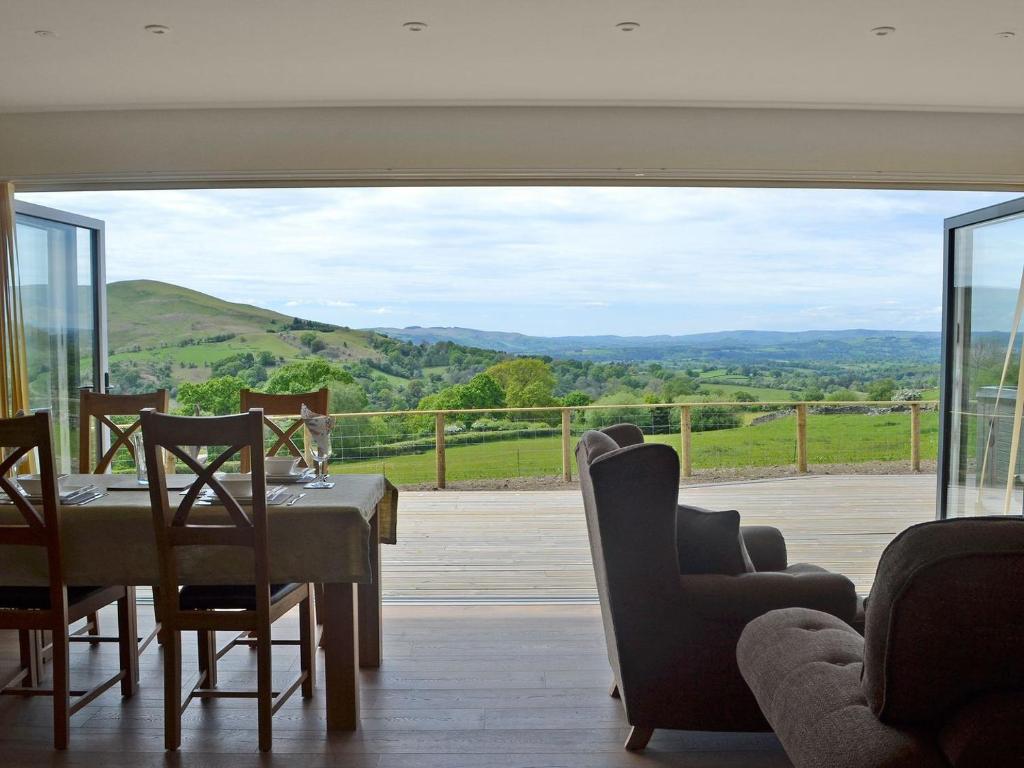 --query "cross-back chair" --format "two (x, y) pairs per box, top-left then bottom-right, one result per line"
(238, 388), (328, 473)
(140, 407), (315, 752)
(0, 411), (138, 750)
(79, 386), (169, 648)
